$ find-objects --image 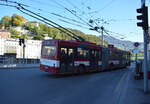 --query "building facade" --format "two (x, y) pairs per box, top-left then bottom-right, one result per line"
(0, 38), (42, 59)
